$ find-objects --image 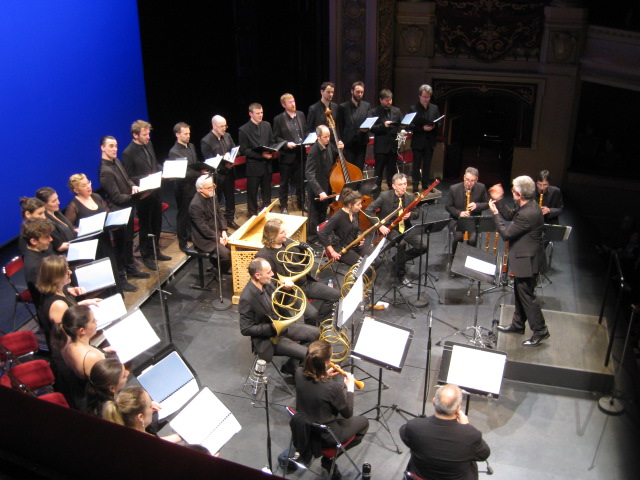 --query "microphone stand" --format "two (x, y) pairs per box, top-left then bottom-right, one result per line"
(149, 234), (173, 343)
(247, 359), (273, 473)
(421, 311), (433, 417)
(207, 172), (232, 311)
